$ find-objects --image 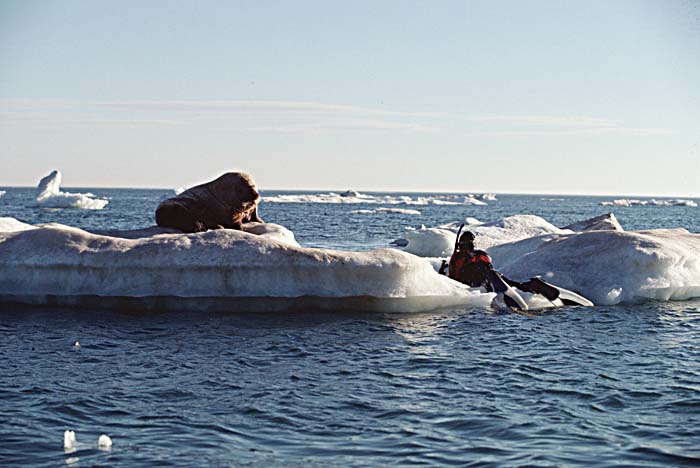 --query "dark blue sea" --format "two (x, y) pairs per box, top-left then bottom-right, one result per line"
(1, 187), (700, 467)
